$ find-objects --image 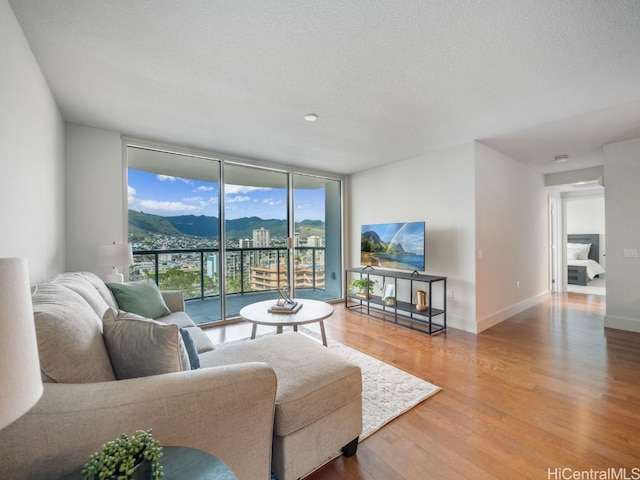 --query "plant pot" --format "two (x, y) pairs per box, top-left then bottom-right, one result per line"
(99, 460), (152, 480)
(130, 460), (152, 480)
